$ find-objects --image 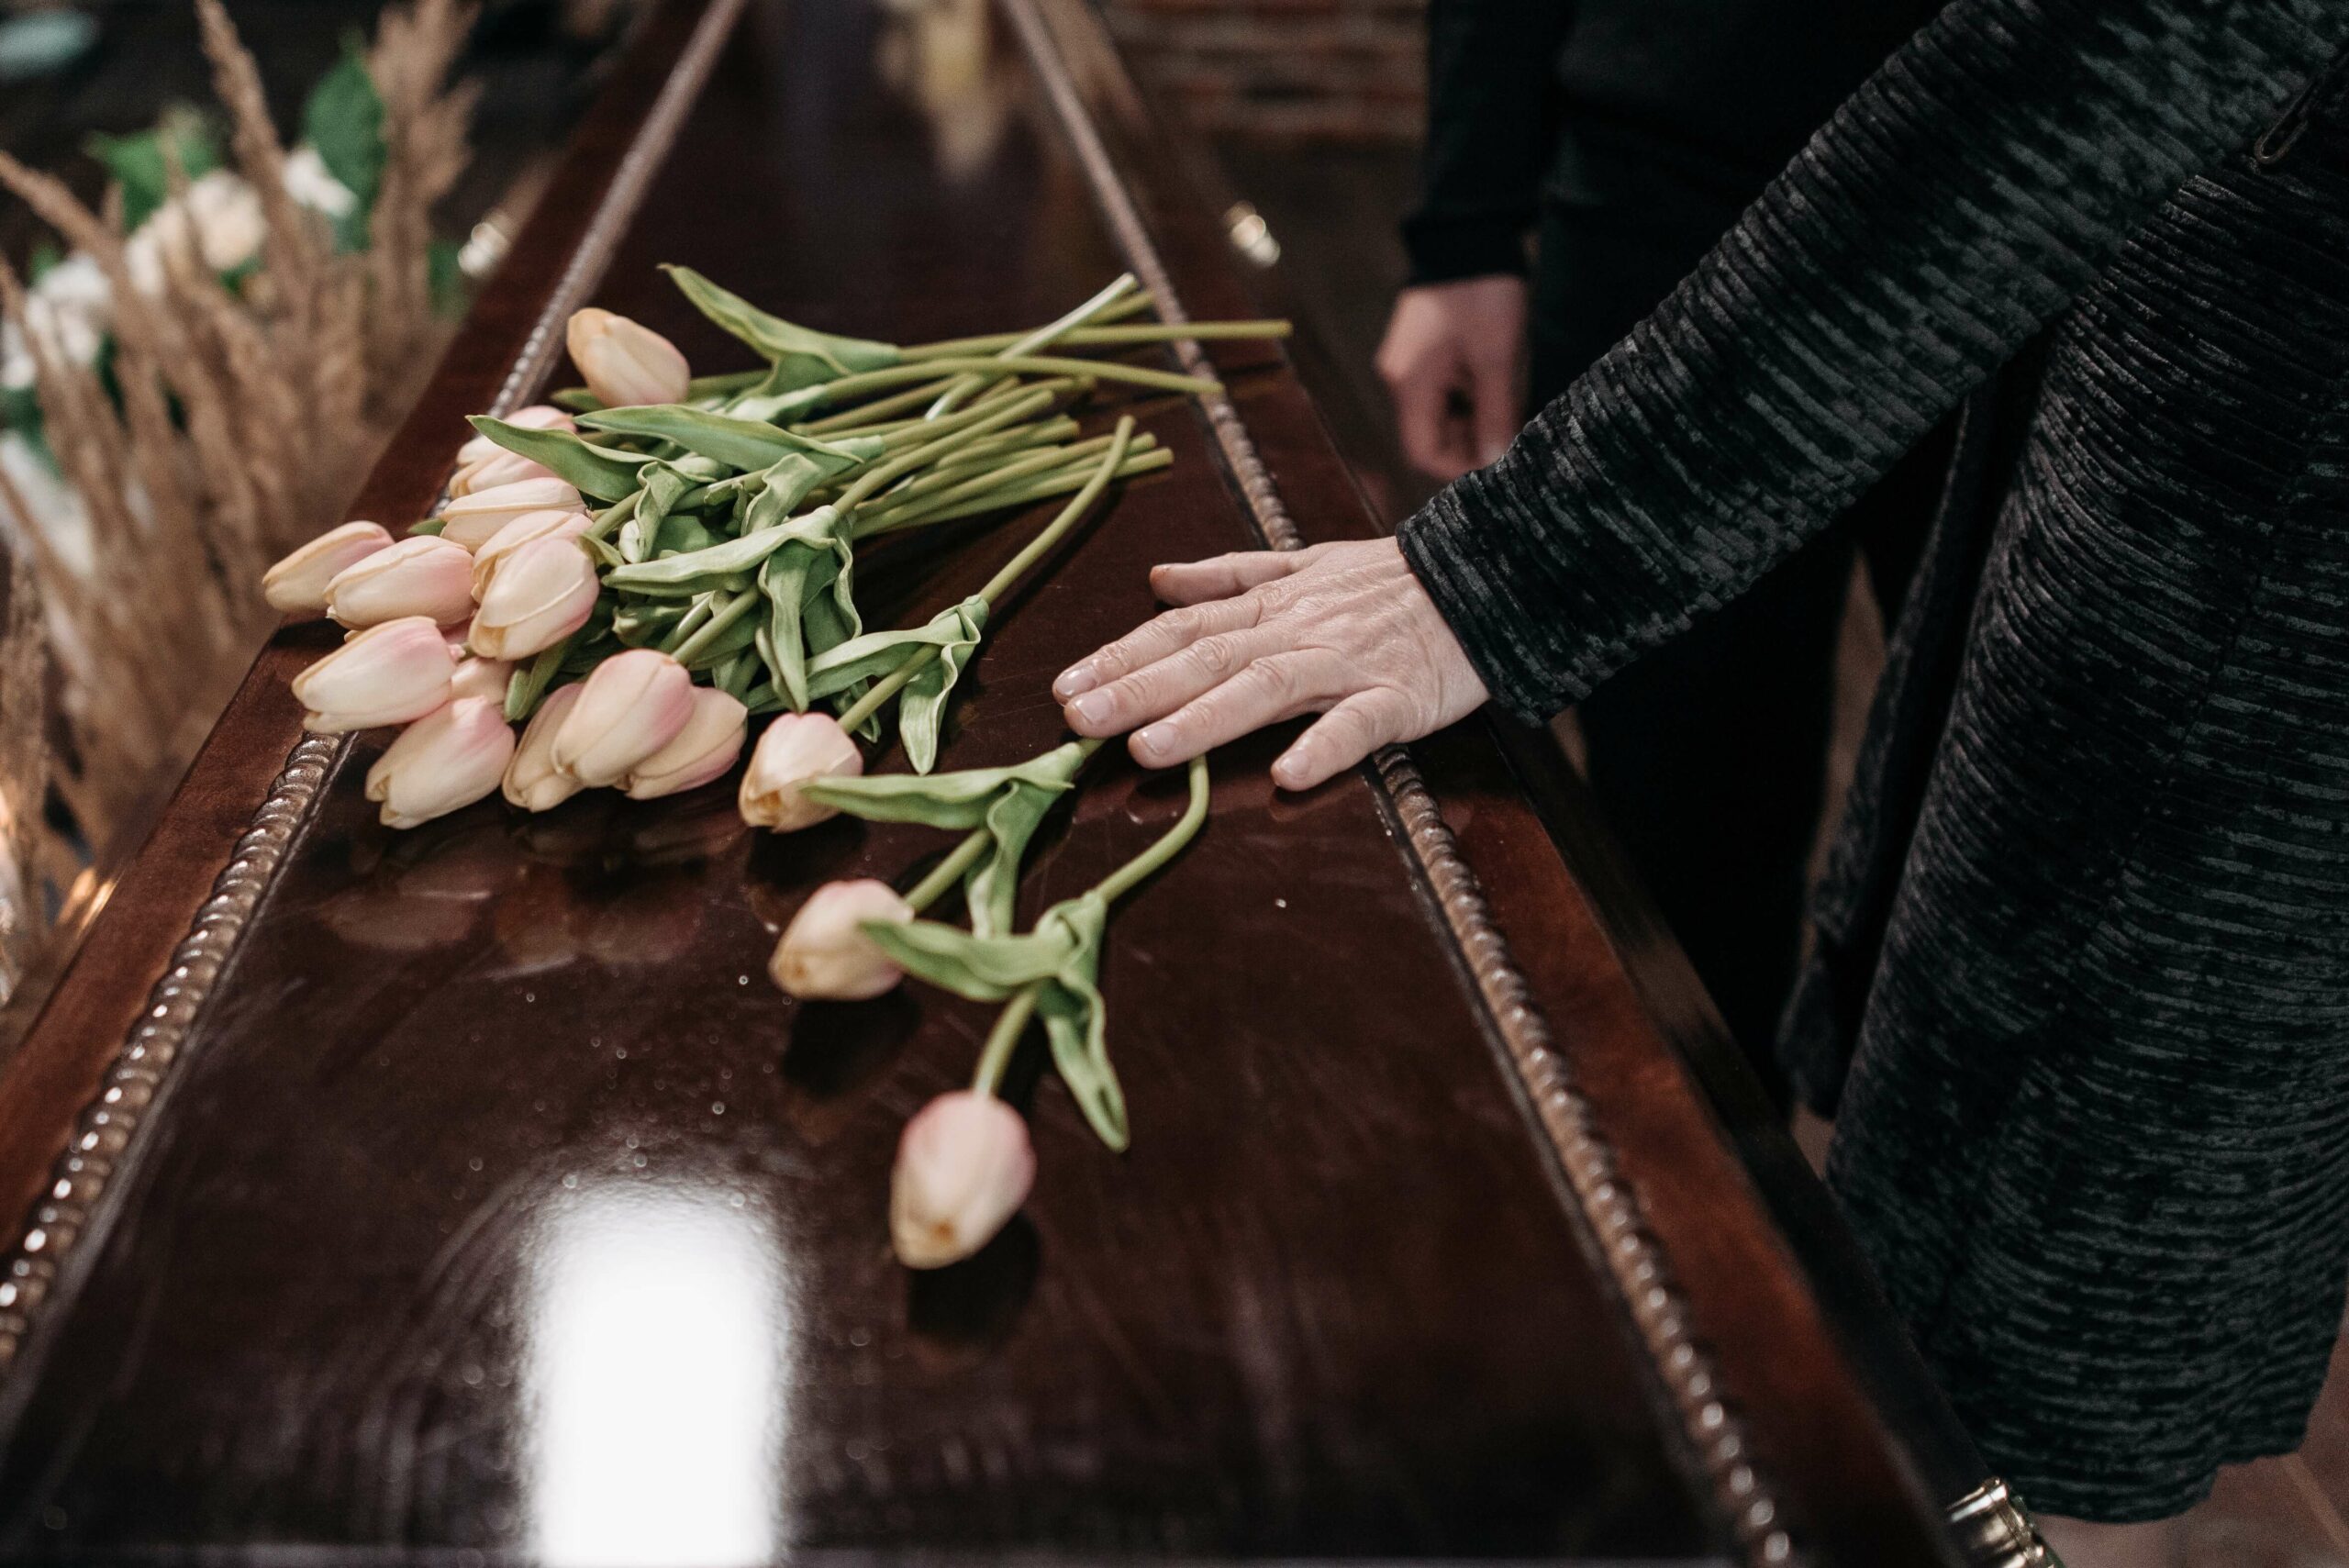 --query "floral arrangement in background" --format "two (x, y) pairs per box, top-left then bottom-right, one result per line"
(262, 265), (1286, 1266)
(0, 0), (477, 1028)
